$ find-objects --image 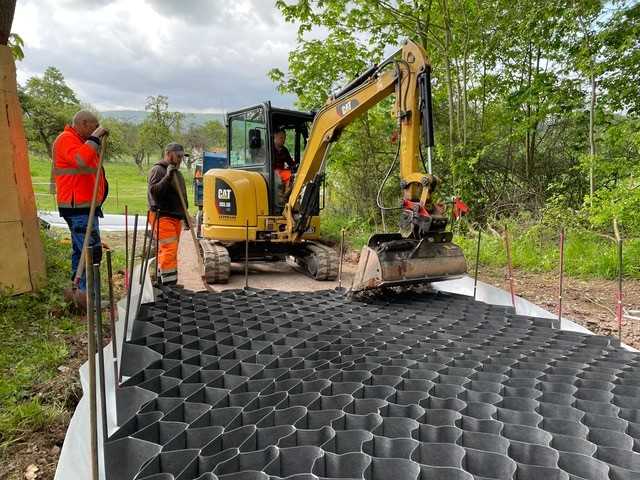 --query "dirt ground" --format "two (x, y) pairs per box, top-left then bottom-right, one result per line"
(6, 231), (639, 479)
